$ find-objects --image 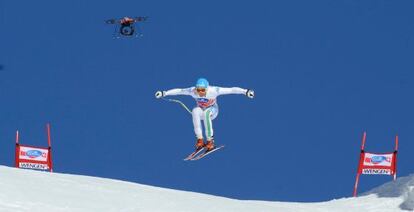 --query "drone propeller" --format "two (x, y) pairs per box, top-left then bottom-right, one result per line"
(105, 19), (116, 24)
(134, 16), (148, 22)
